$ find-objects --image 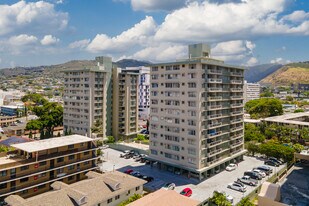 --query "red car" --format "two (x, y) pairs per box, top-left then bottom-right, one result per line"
(180, 188), (192, 197)
(124, 169), (133, 174)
